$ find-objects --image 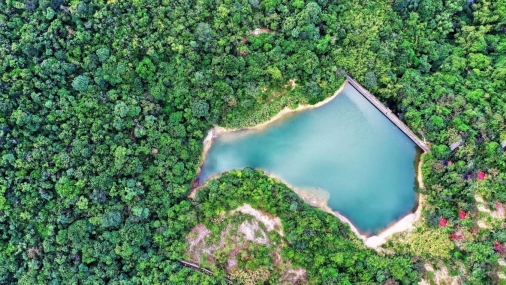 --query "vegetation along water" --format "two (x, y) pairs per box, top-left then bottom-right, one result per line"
(200, 84), (419, 234)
